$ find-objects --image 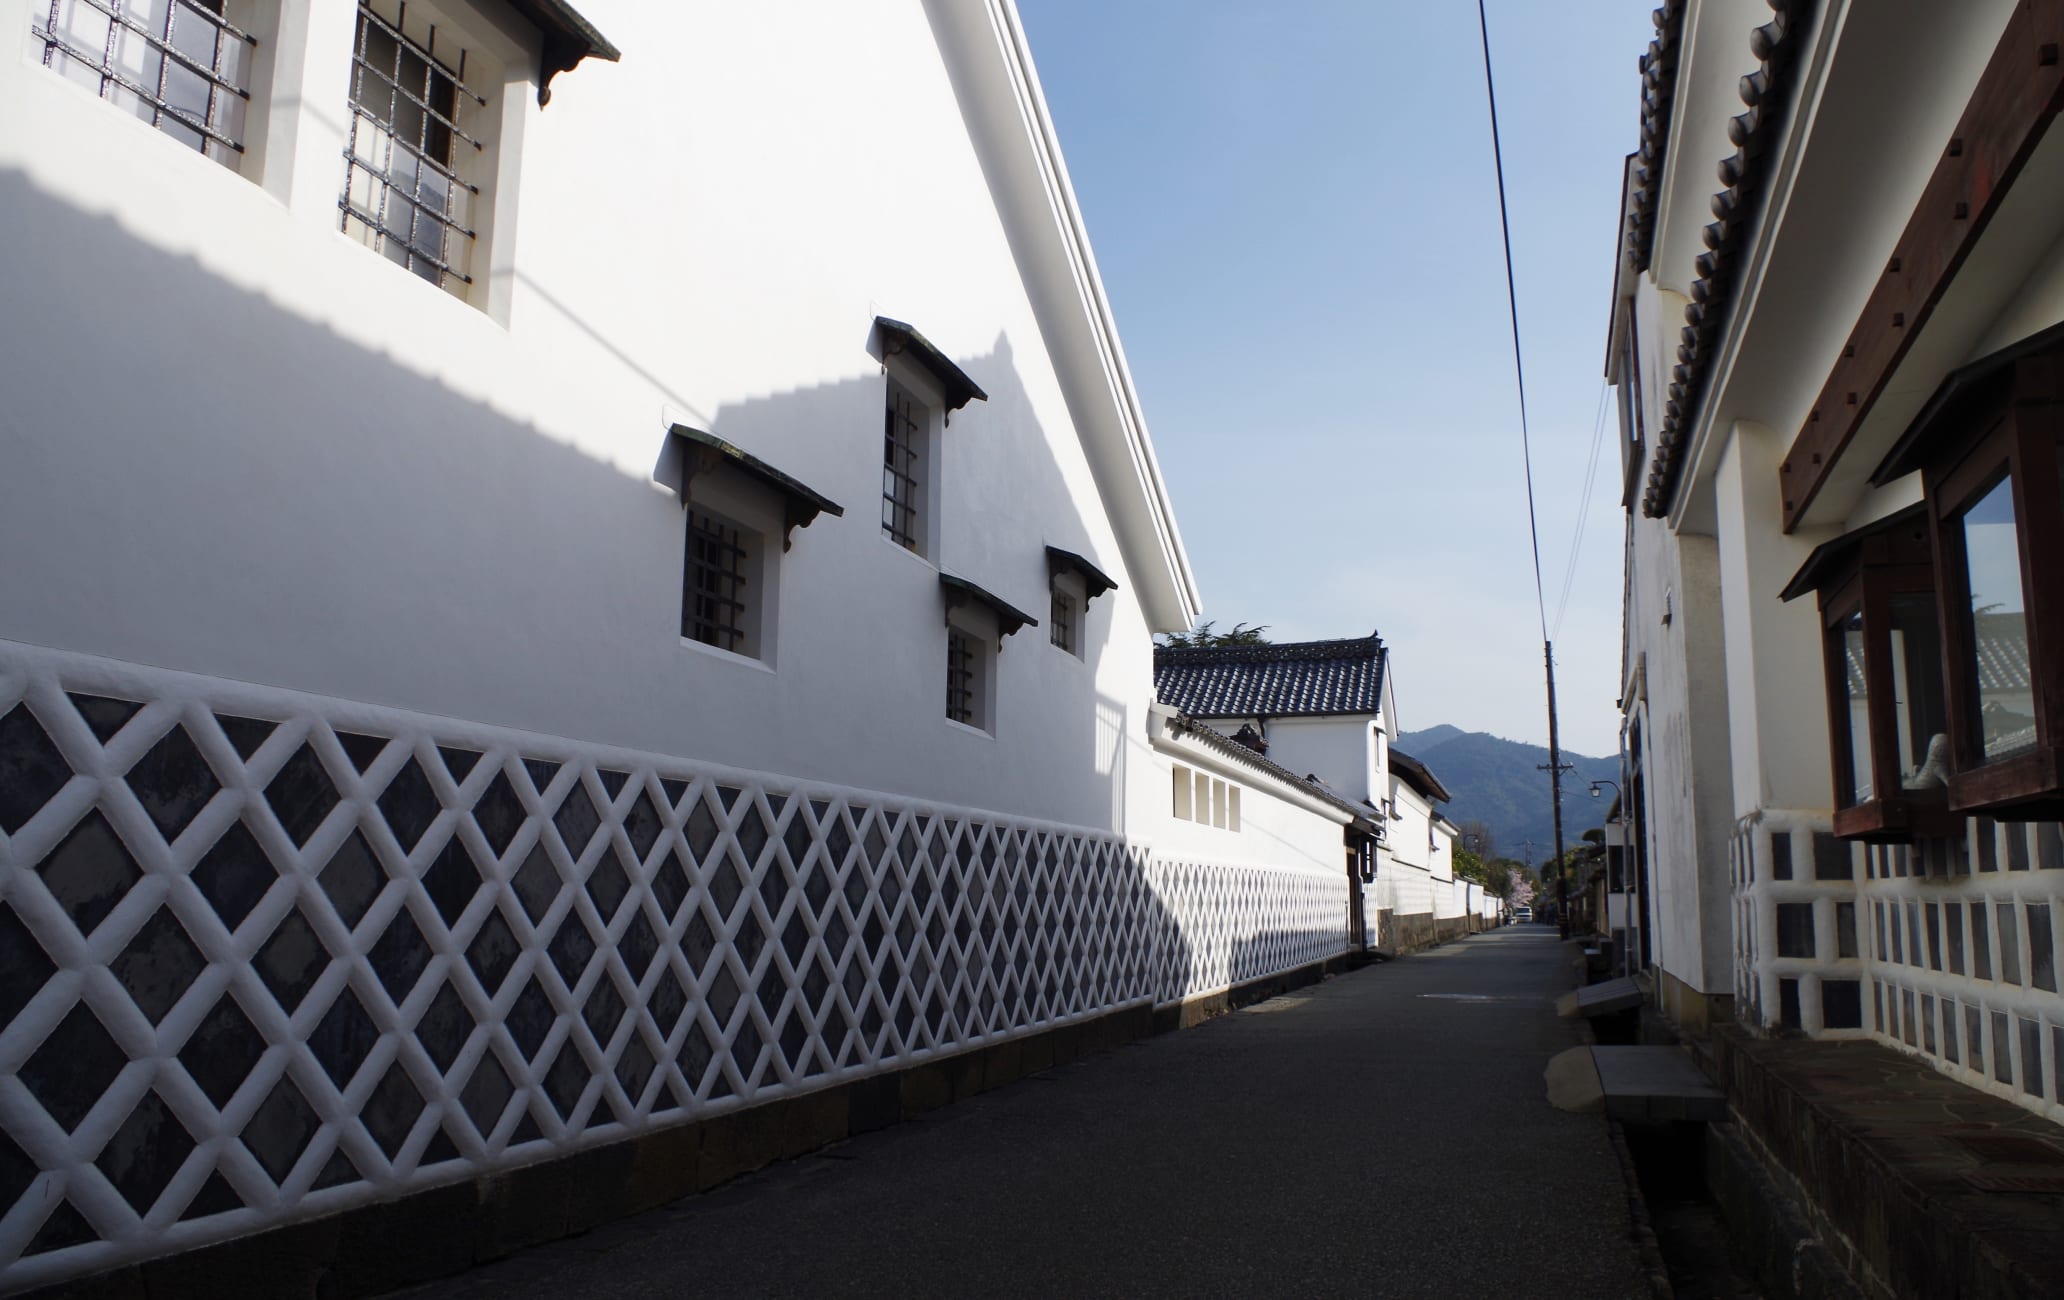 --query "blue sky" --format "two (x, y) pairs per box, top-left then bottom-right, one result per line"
(1017, 1), (1658, 757)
